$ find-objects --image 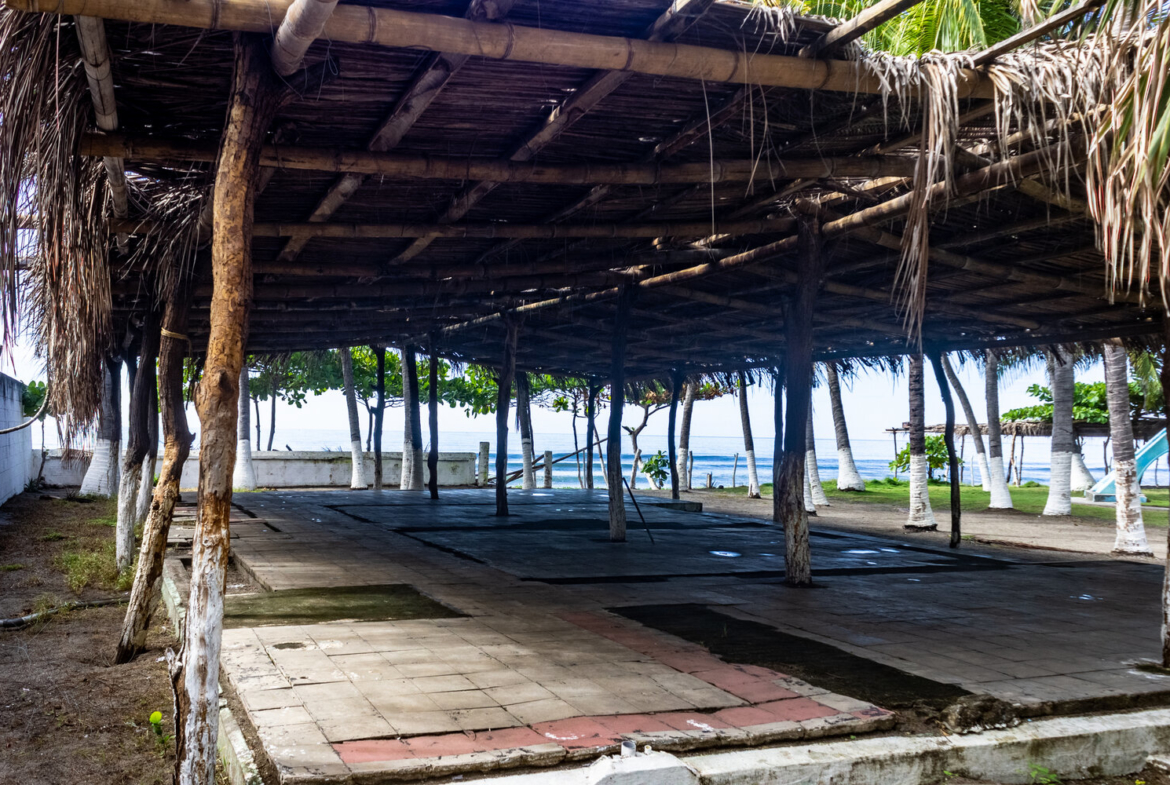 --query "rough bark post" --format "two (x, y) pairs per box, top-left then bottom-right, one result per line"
(543, 450), (553, 488)
(941, 353), (990, 491)
(495, 321), (518, 516)
(135, 374), (160, 526)
(928, 349), (962, 547)
(668, 368), (684, 500)
(478, 441), (490, 486)
(117, 307), (161, 572)
(171, 35), (278, 785)
(427, 337), (439, 500)
(372, 346), (385, 490)
(232, 364), (256, 490)
(607, 288), (633, 542)
(80, 357), (122, 497)
(906, 352), (938, 530)
(1105, 339), (1153, 555)
(340, 347), (367, 488)
(401, 345), (424, 490)
(826, 362), (865, 491)
(1043, 347), (1075, 516)
(985, 349), (1013, 508)
(1160, 316), (1170, 667)
(116, 275), (195, 664)
(585, 381), (598, 491)
(738, 372), (761, 498)
(779, 222), (820, 586)
(677, 381), (695, 489)
(805, 408), (829, 507)
(517, 372), (536, 490)
(772, 363), (785, 525)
